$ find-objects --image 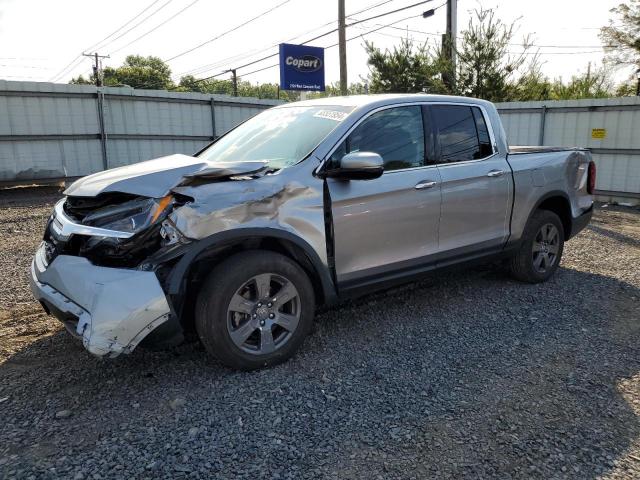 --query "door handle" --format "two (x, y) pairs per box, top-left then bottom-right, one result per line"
(487, 169), (505, 178)
(415, 180), (438, 190)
